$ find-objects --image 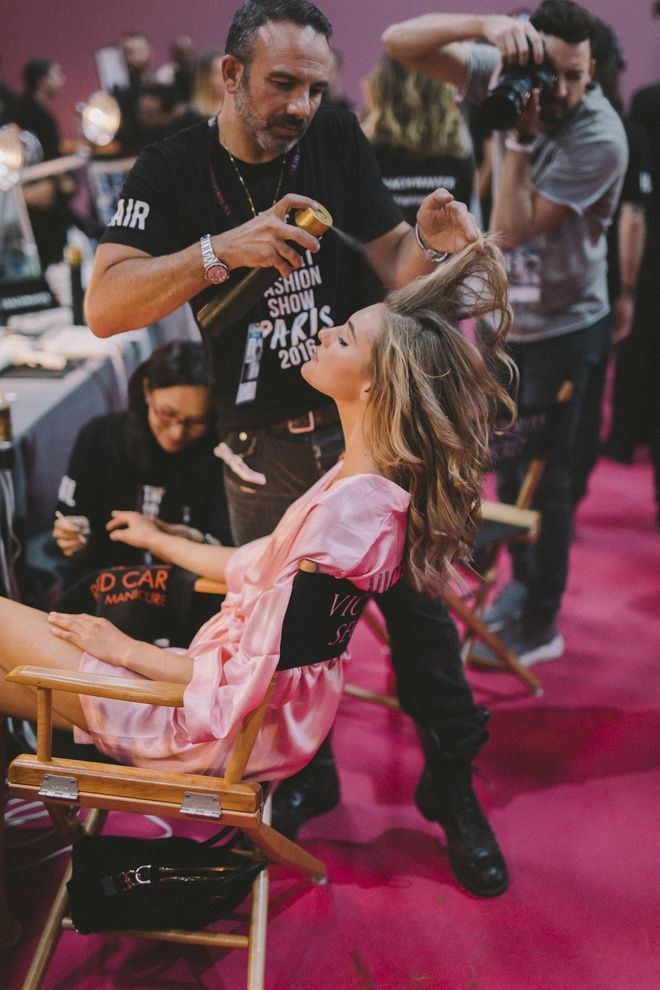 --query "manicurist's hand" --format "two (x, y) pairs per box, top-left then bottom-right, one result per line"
(106, 510), (161, 550)
(53, 514), (91, 558)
